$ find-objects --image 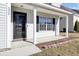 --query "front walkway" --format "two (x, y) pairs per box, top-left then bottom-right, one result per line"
(0, 41), (41, 56)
